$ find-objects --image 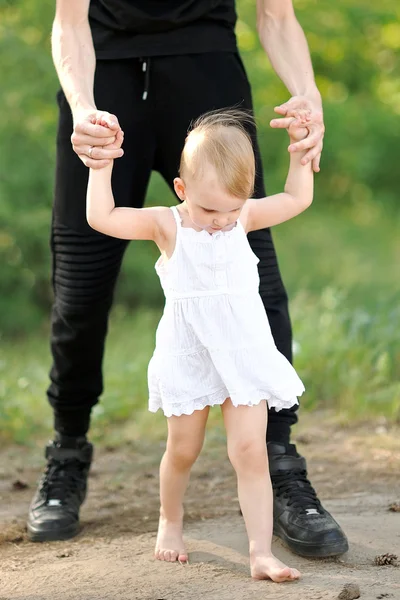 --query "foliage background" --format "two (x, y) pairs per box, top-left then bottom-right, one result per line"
(0, 0), (399, 440)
